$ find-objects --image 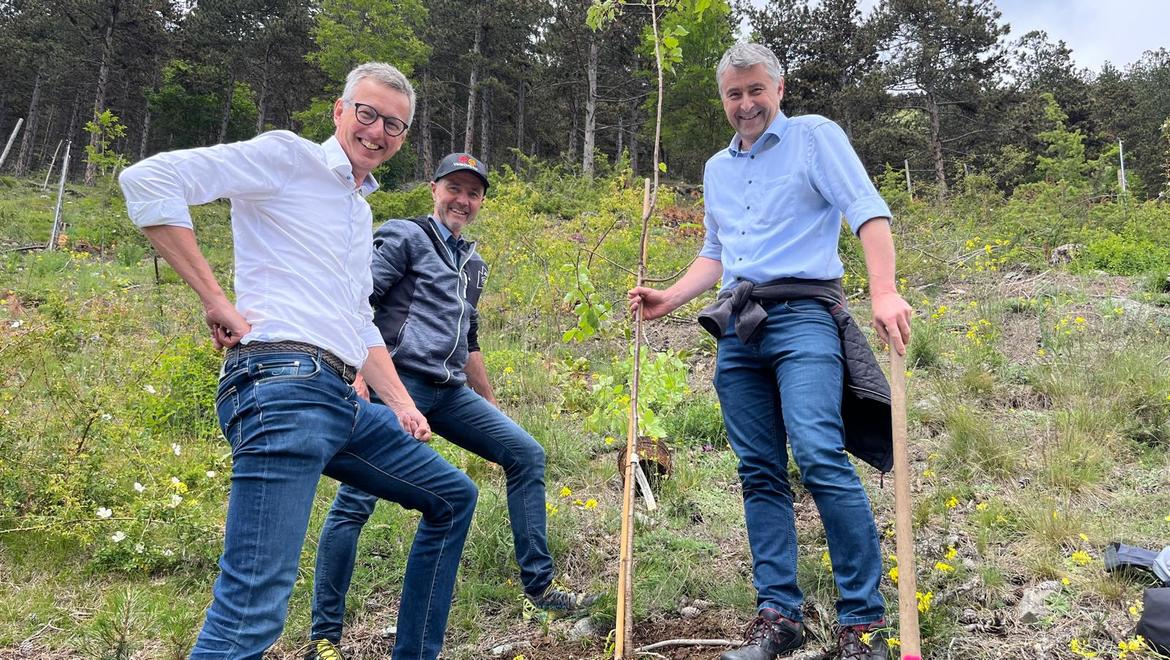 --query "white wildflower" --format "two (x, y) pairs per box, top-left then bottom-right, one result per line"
(169, 494), (183, 508)
(111, 531), (126, 543)
(96, 507), (113, 519)
(162, 549), (174, 557)
(134, 542), (145, 554)
(101, 413), (112, 421)
(143, 384), (157, 395)
(9, 320), (23, 329)
(133, 482), (145, 493)
(171, 443), (181, 456)
(206, 470), (217, 478)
